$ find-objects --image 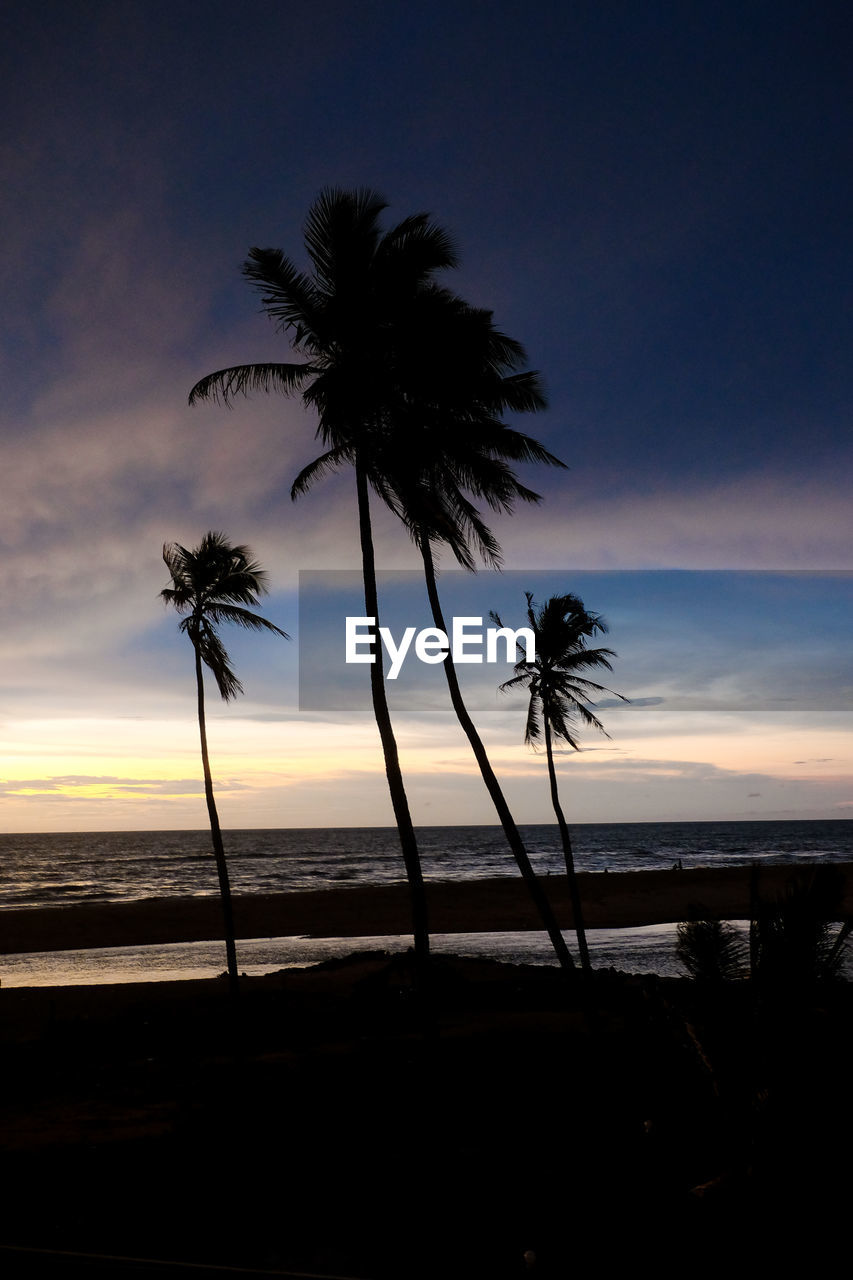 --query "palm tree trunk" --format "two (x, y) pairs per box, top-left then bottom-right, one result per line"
(419, 536), (575, 974)
(356, 462), (430, 967)
(195, 643), (240, 995)
(543, 715), (591, 973)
